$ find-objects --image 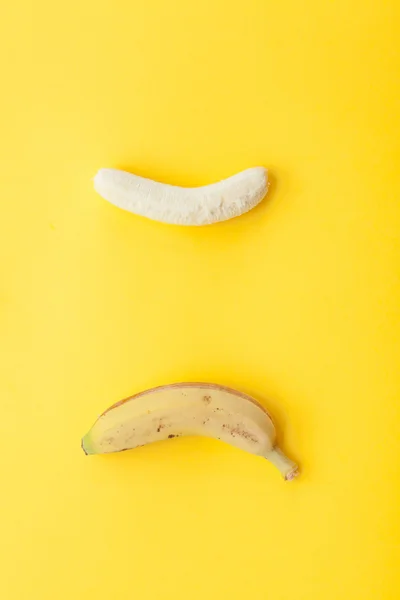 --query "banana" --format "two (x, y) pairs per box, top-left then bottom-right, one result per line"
(82, 383), (298, 480)
(94, 167), (268, 225)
